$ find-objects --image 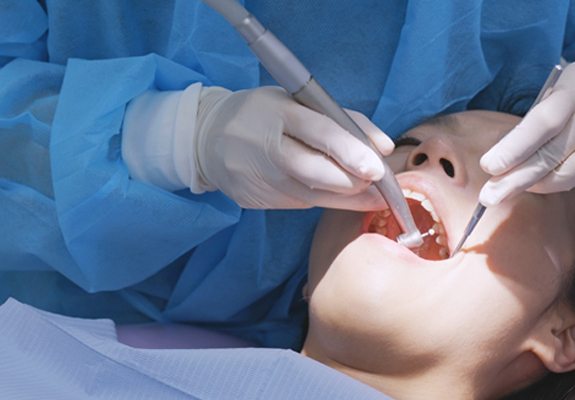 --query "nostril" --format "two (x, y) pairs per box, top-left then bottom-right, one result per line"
(413, 153), (428, 166)
(440, 158), (455, 178)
